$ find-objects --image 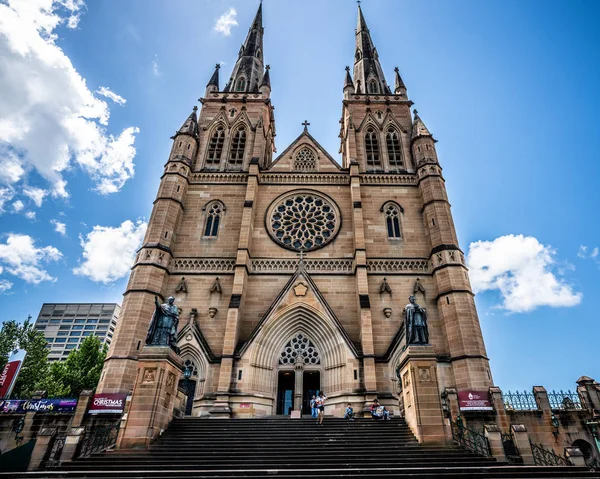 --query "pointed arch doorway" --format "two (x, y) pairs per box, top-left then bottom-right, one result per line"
(275, 332), (322, 415)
